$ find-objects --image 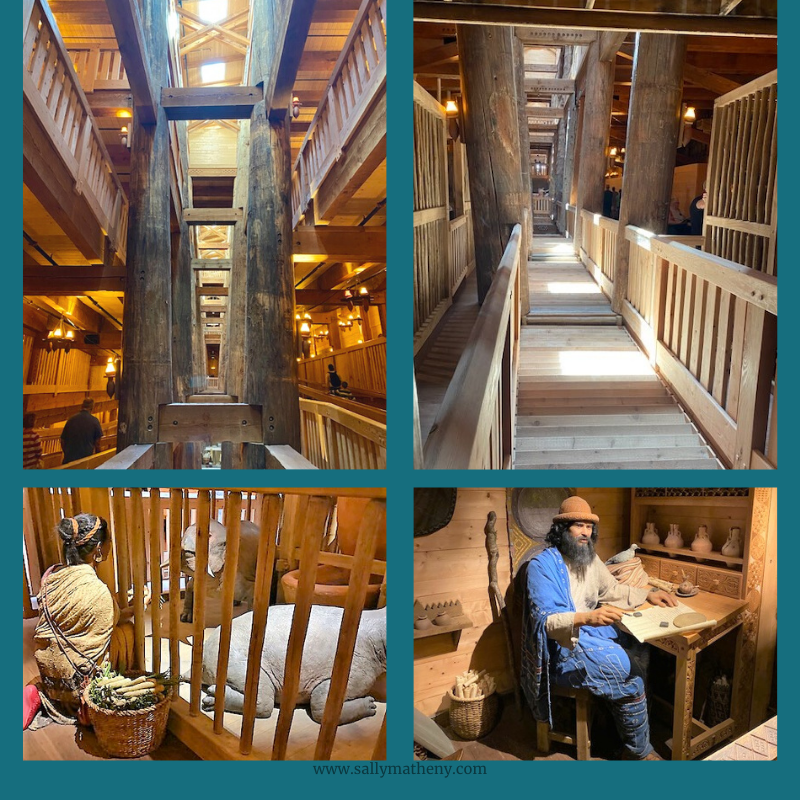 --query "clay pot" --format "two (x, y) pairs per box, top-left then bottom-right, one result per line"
(641, 522), (660, 546)
(281, 565), (383, 609)
(721, 527), (742, 558)
(664, 524), (683, 557)
(690, 525), (713, 561)
(336, 497), (387, 560)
